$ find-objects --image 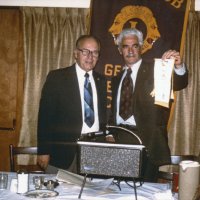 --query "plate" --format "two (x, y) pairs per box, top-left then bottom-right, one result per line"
(25, 189), (58, 198)
(115, 196), (149, 200)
